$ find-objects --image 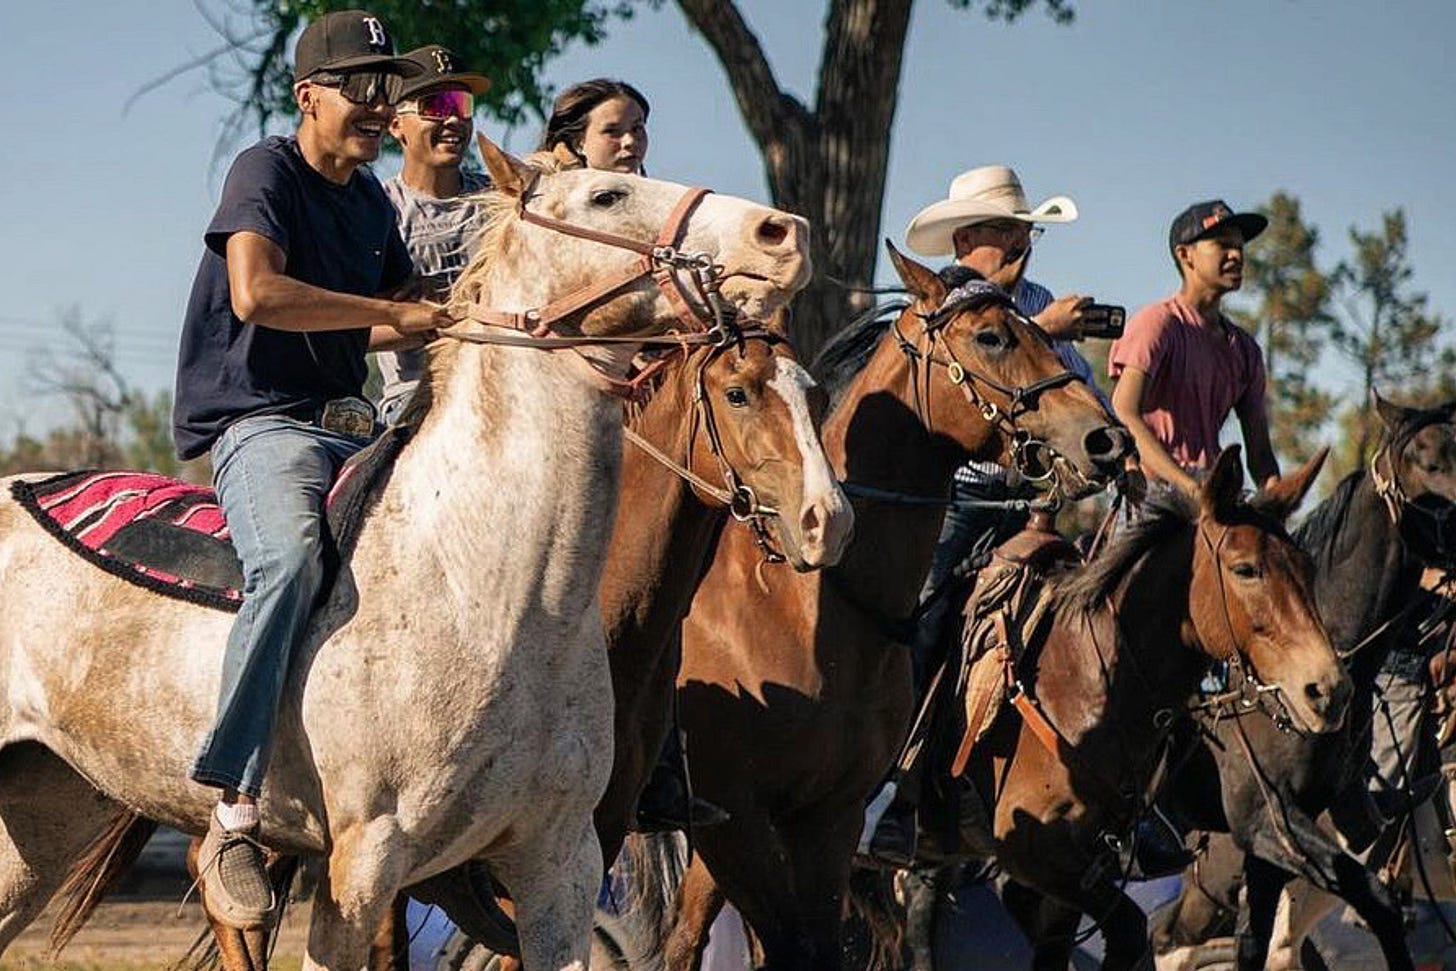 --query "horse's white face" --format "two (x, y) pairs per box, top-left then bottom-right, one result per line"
(481, 140), (811, 332)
